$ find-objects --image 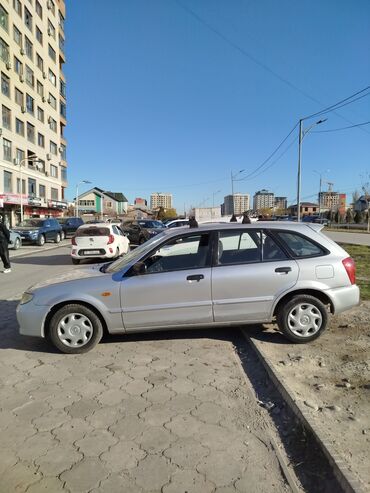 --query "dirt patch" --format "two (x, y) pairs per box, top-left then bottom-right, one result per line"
(248, 301), (370, 491)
